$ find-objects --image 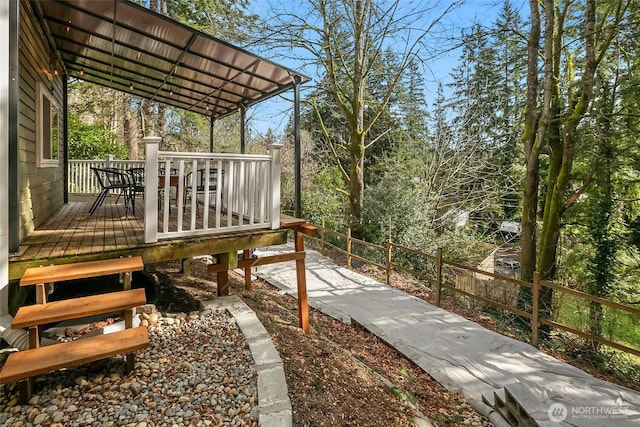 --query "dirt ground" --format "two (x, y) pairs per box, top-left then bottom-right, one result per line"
(148, 259), (492, 427)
